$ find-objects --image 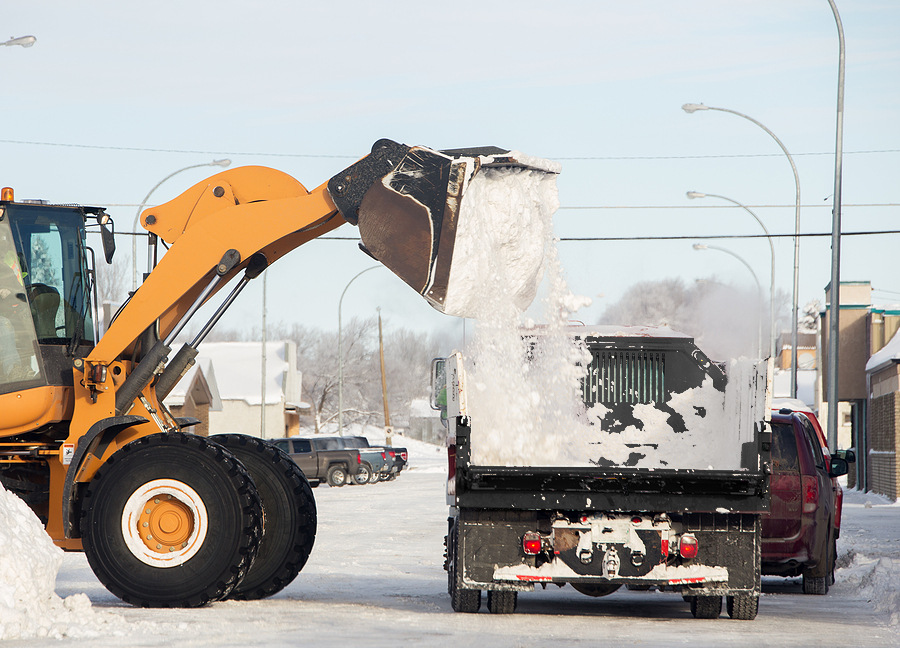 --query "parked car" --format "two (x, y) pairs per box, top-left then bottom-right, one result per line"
(309, 436), (390, 484)
(269, 437), (362, 487)
(342, 436), (408, 481)
(761, 409), (850, 594)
